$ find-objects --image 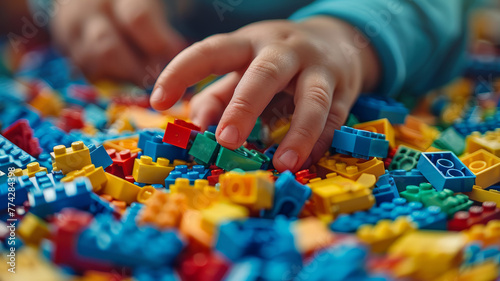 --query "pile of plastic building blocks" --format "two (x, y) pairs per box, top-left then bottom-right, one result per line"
(1, 42), (500, 281)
